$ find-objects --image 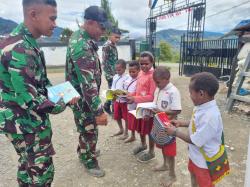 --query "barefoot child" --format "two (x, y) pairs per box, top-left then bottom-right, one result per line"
(127, 51), (156, 162)
(111, 59), (129, 138)
(124, 60), (140, 143)
(152, 66), (182, 186)
(166, 72), (229, 187)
